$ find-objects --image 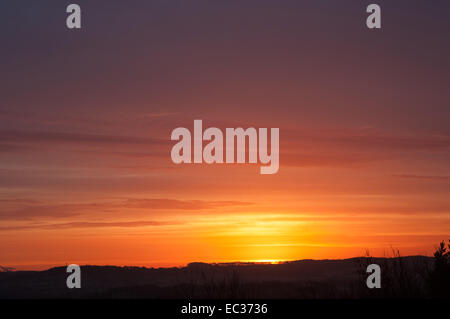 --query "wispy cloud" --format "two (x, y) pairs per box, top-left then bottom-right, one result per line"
(0, 130), (166, 146)
(281, 128), (450, 167)
(0, 198), (253, 220)
(393, 174), (450, 181)
(0, 220), (182, 231)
